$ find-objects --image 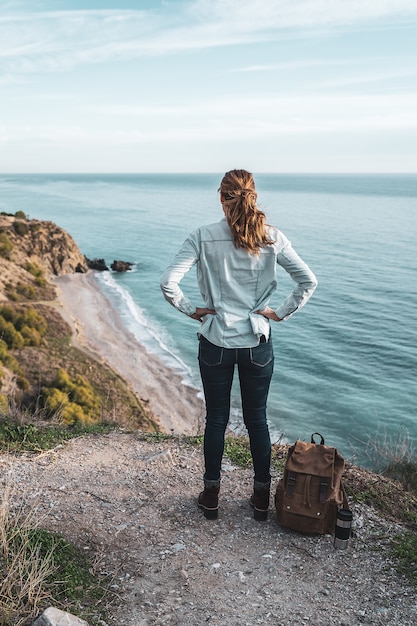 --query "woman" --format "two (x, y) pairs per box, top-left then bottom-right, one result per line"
(160, 169), (317, 521)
